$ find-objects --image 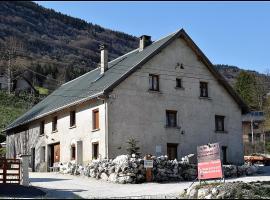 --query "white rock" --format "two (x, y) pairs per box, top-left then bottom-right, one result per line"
(100, 173), (108, 181)
(204, 194), (212, 199)
(198, 188), (210, 198)
(189, 188), (198, 198)
(113, 155), (129, 165)
(211, 188), (219, 196)
(108, 173), (118, 182)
